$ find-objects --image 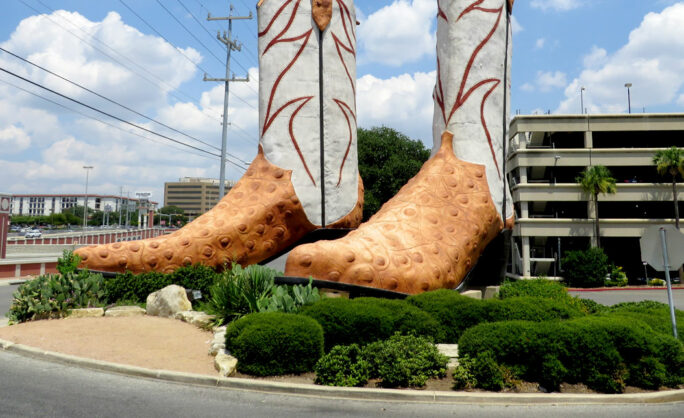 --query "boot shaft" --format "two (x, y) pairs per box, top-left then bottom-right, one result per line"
(258, 0), (358, 227)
